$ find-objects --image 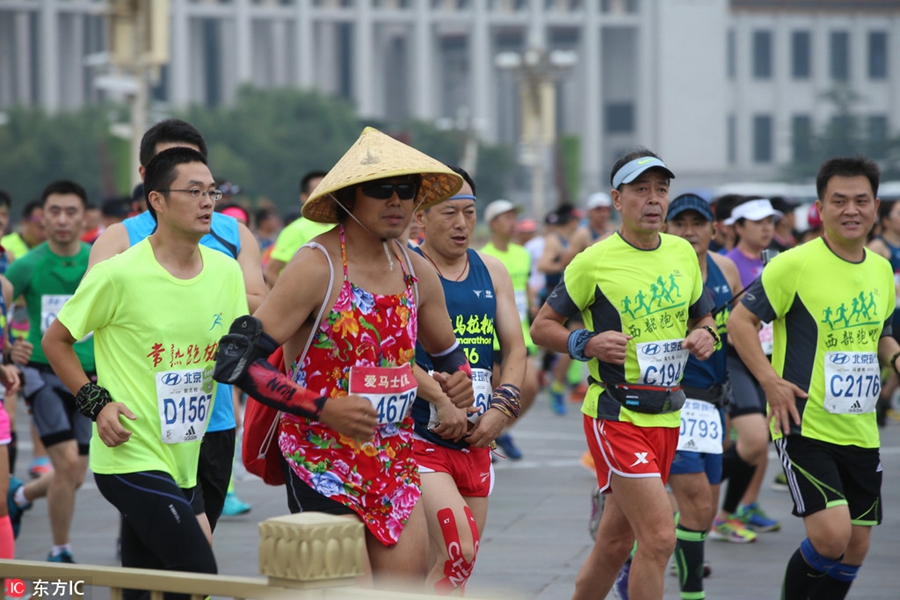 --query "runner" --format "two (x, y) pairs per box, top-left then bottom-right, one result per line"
(531, 148), (717, 600)
(5, 180), (94, 563)
(480, 198), (539, 459)
(410, 167), (525, 593)
(213, 127), (473, 587)
(43, 147), (246, 597)
(714, 197), (782, 537)
(728, 155), (893, 600)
